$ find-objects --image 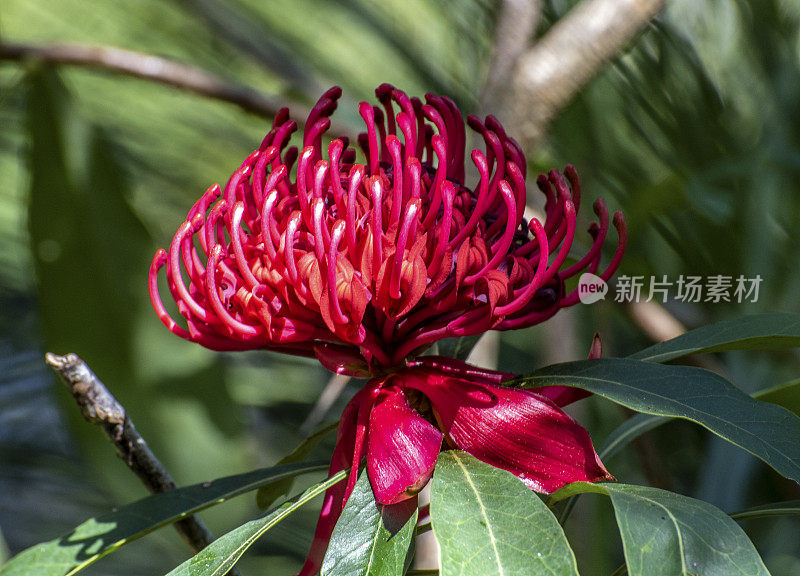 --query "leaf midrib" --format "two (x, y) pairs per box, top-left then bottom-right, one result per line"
(623, 492), (688, 575)
(452, 452), (505, 576)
